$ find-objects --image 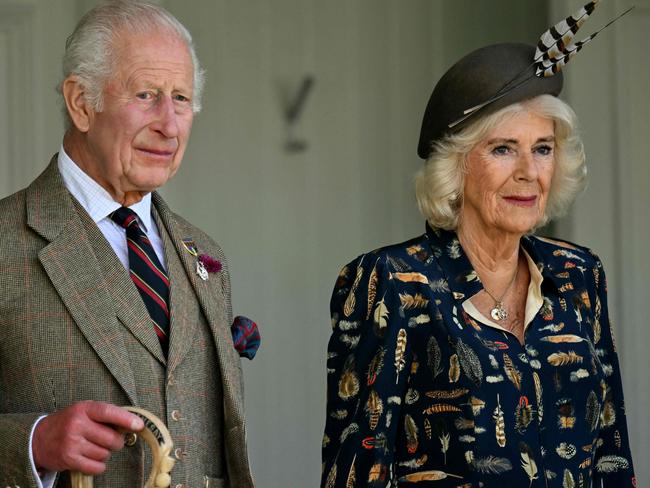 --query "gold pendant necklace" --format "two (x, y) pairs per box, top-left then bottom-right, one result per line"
(482, 264), (518, 322)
